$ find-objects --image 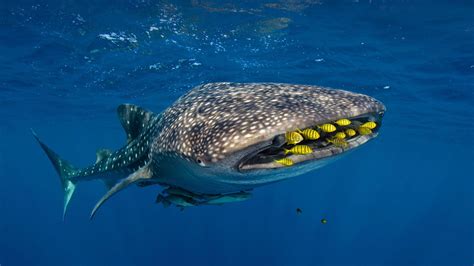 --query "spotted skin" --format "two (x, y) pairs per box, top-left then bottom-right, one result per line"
(152, 82), (383, 166)
(68, 106), (160, 184)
